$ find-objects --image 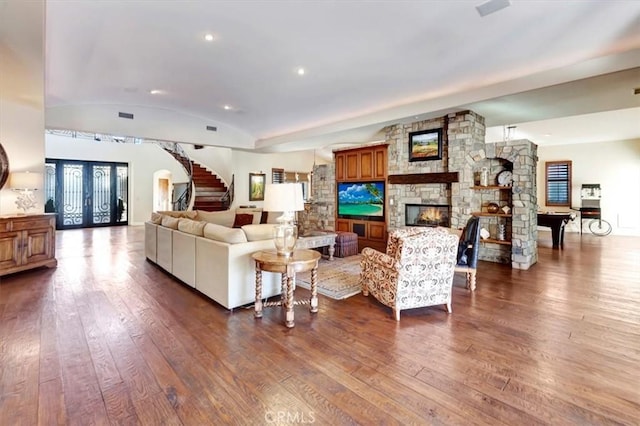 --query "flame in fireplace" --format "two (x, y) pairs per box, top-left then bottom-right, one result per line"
(419, 208), (442, 223)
